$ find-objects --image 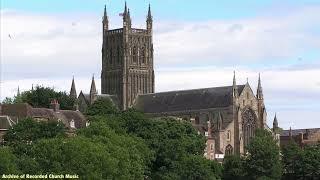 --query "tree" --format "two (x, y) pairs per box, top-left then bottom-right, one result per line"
(4, 118), (66, 155)
(119, 110), (213, 179)
(245, 129), (282, 180)
(2, 97), (13, 104)
(281, 140), (302, 179)
(296, 144), (320, 179)
(223, 155), (246, 180)
(170, 155), (222, 180)
(85, 98), (119, 116)
(8, 85), (75, 110)
(29, 136), (147, 179)
(0, 147), (20, 174)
